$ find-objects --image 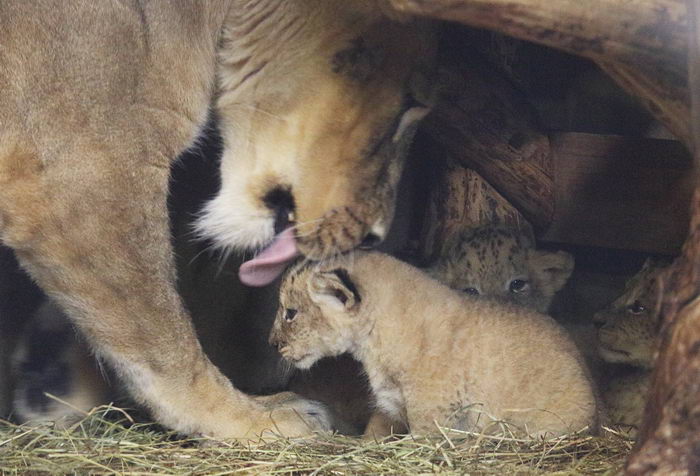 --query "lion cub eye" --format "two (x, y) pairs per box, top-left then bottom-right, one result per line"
(509, 279), (529, 293)
(627, 301), (646, 315)
(463, 287), (480, 296)
(284, 308), (298, 321)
